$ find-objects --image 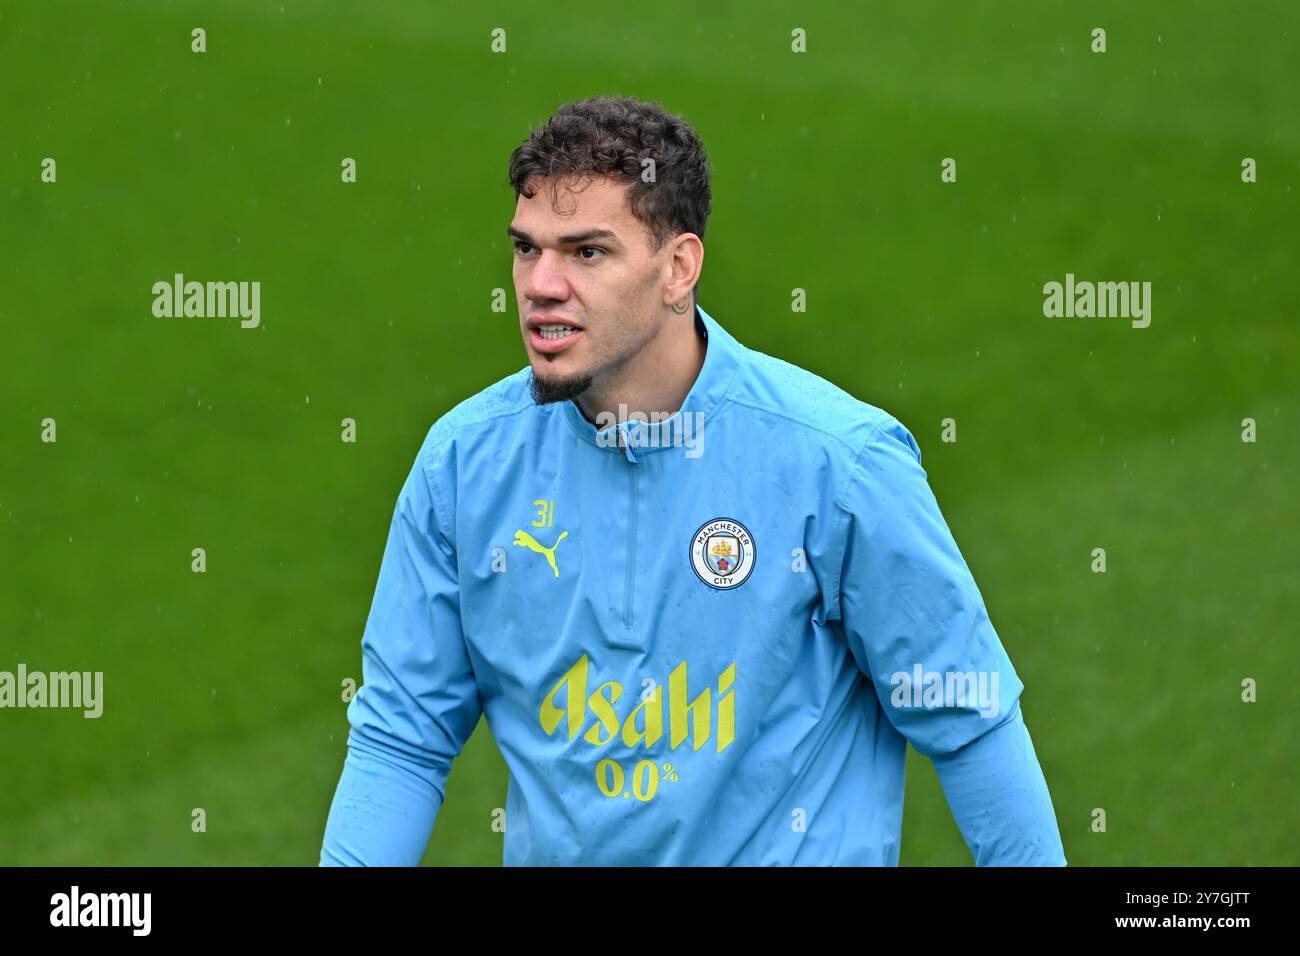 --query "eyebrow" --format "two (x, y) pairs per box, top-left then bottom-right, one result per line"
(507, 226), (621, 246)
